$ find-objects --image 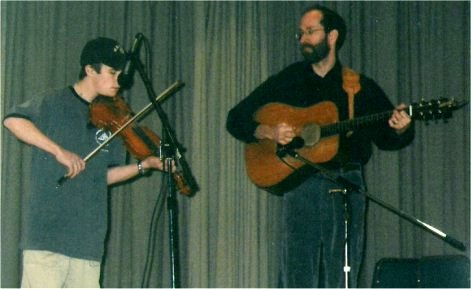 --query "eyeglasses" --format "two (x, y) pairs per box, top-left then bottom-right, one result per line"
(295, 27), (324, 40)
